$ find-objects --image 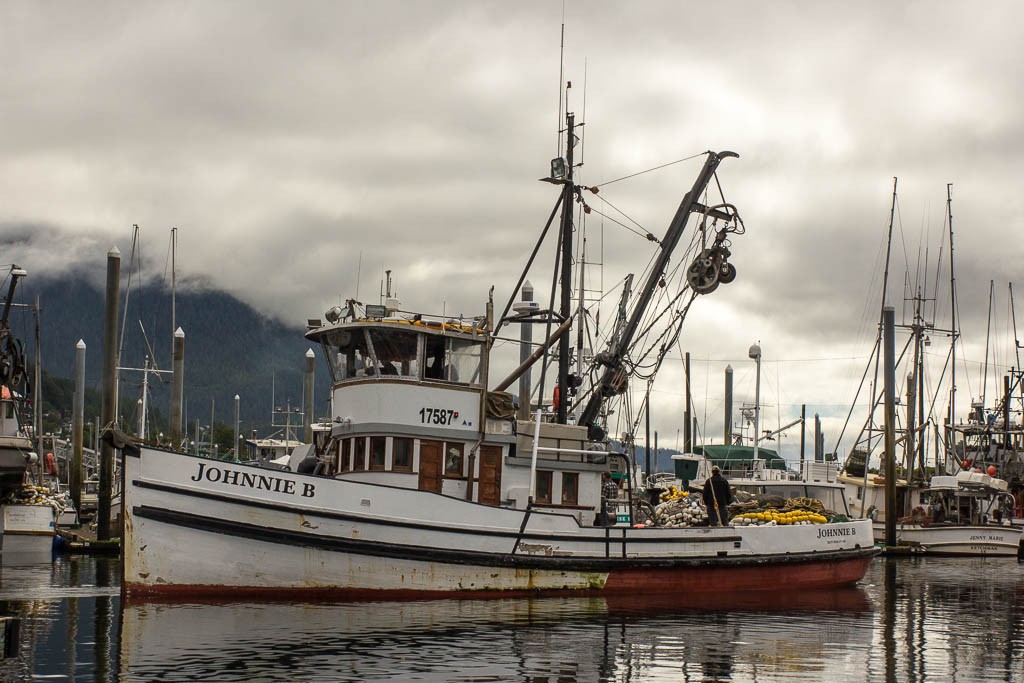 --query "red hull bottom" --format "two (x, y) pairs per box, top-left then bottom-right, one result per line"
(123, 554), (876, 603)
